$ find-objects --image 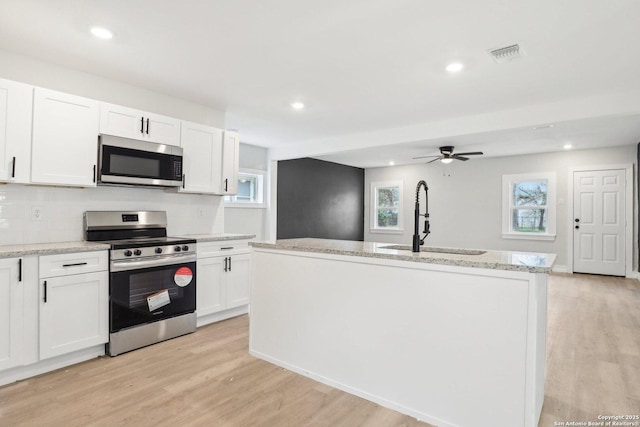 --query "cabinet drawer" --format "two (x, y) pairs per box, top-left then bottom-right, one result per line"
(39, 251), (108, 278)
(198, 240), (250, 258)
